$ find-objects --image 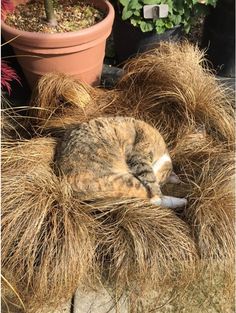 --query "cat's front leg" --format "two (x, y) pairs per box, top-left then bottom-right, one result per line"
(150, 195), (187, 209)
